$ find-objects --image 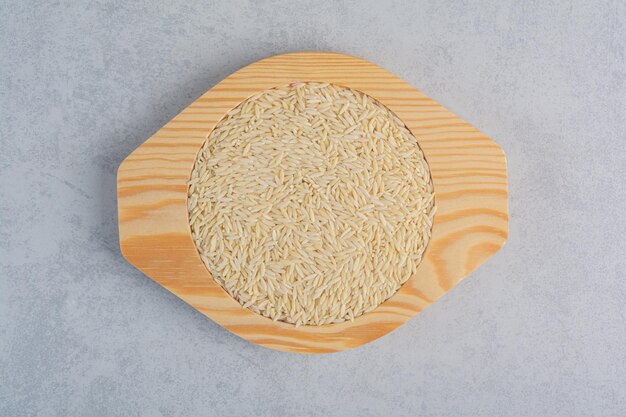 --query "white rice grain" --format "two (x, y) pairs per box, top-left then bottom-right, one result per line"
(188, 83), (435, 326)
